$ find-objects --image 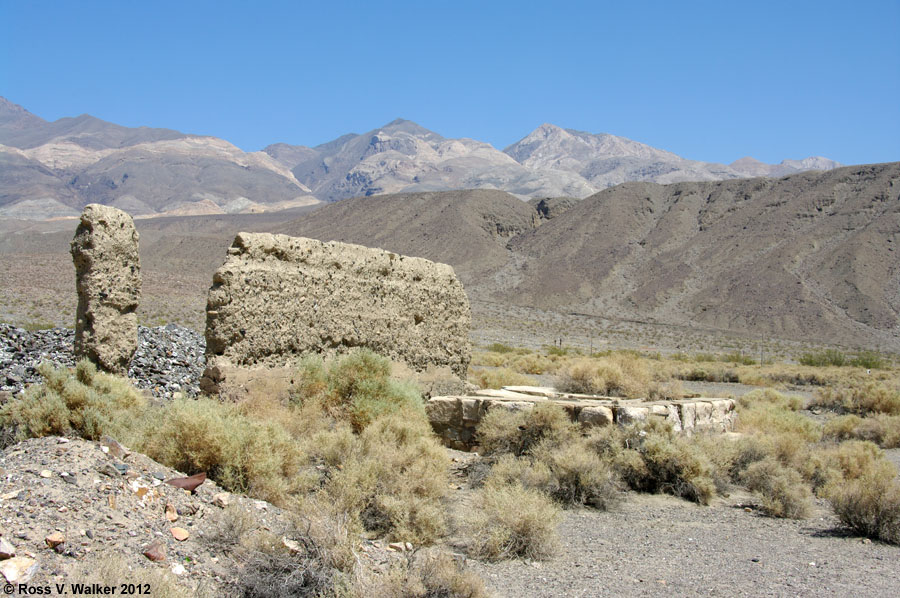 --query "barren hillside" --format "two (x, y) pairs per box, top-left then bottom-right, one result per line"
(498, 163), (900, 347)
